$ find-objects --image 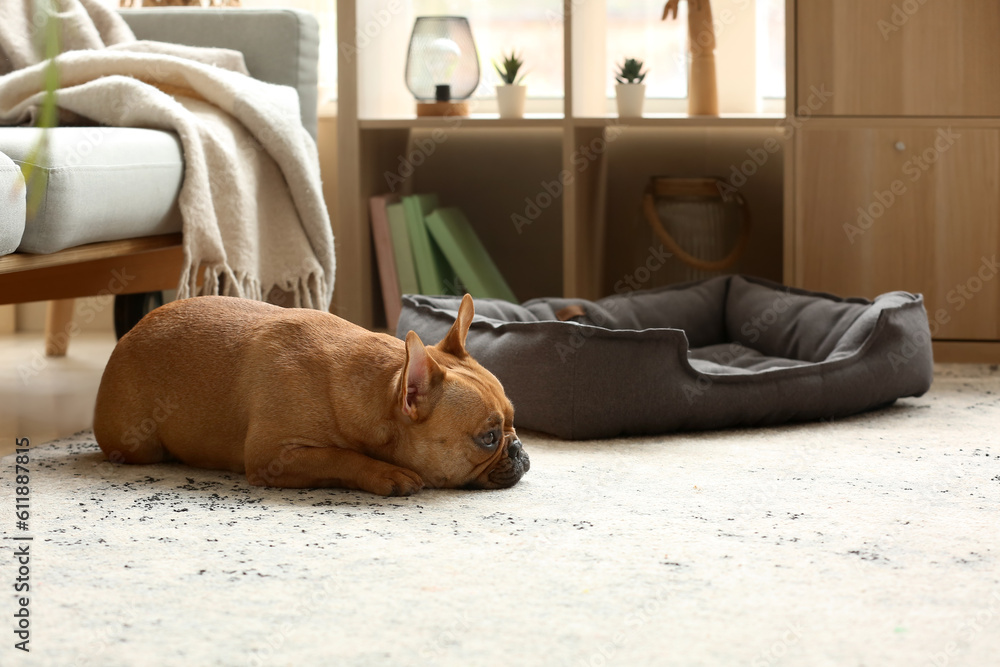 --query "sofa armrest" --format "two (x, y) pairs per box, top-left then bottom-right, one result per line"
(118, 8), (319, 139)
